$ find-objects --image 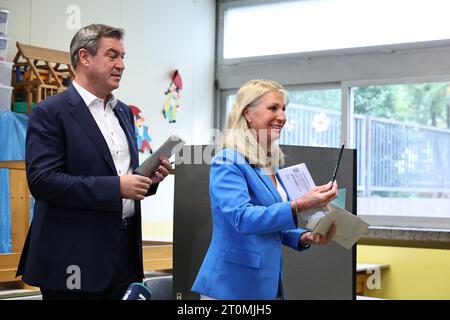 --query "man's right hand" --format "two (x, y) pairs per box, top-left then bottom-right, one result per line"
(120, 175), (152, 200)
